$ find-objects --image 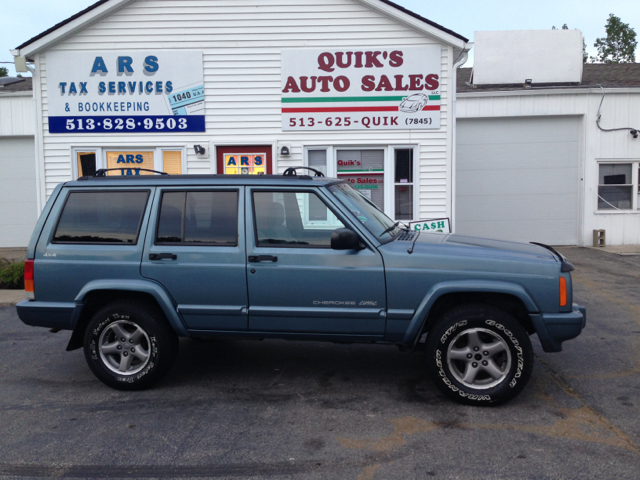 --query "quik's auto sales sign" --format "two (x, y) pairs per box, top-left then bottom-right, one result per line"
(47, 50), (205, 133)
(281, 46), (441, 131)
